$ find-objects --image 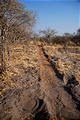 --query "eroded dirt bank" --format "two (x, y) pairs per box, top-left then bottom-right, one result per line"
(0, 43), (80, 120)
